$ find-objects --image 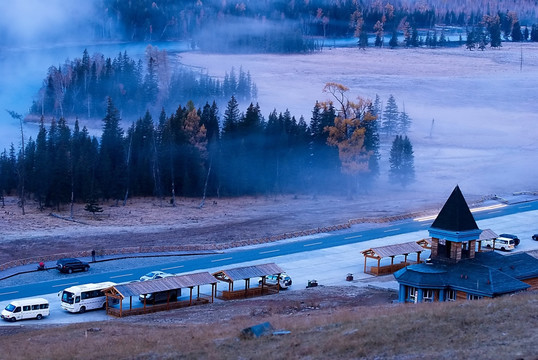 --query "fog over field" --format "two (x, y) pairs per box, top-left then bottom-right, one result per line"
(1, 44), (537, 204)
(178, 44), (538, 200)
(1, 0), (537, 204)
